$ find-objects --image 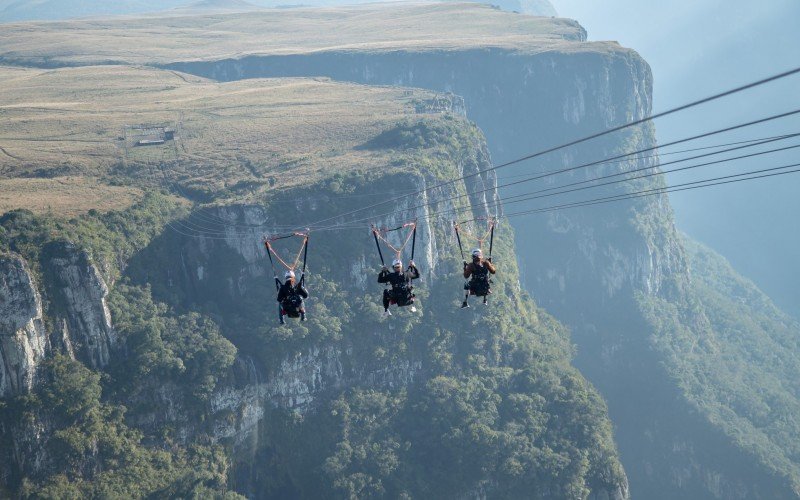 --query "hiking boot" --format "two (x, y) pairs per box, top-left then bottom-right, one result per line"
(300, 312), (307, 322)
(279, 316), (286, 325)
(461, 300), (469, 309)
(382, 310), (392, 318)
